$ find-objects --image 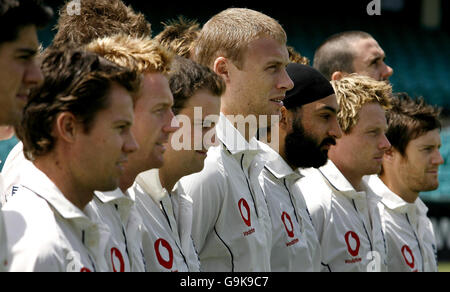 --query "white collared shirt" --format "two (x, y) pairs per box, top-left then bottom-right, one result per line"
(0, 142), (29, 206)
(89, 189), (146, 272)
(179, 113), (272, 272)
(366, 175), (438, 272)
(258, 143), (321, 271)
(298, 160), (387, 272)
(129, 168), (200, 272)
(2, 162), (110, 272)
(0, 173), (9, 272)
